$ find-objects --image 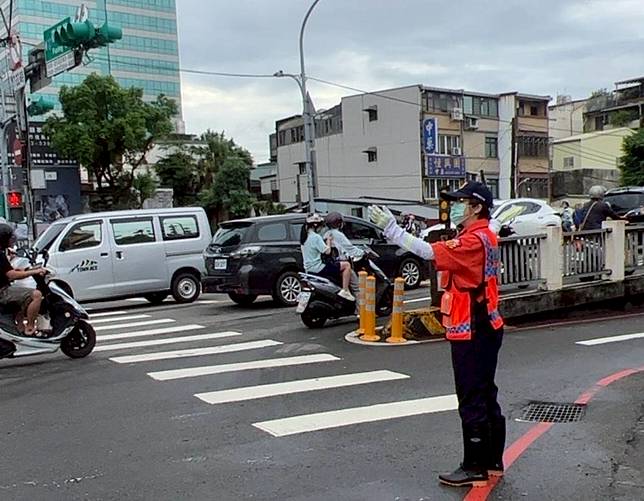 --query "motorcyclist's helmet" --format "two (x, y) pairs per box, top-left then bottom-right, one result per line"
(589, 185), (606, 200)
(325, 212), (344, 229)
(0, 223), (15, 249)
(305, 213), (324, 226)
